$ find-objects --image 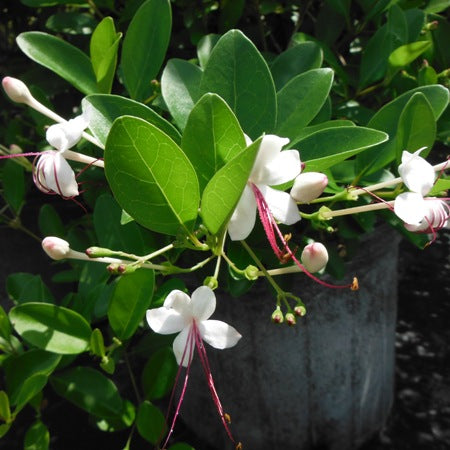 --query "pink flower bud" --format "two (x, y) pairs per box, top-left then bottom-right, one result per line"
(2, 77), (33, 104)
(42, 237), (70, 260)
(301, 242), (329, 273)
(290, 172), (328, 203)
